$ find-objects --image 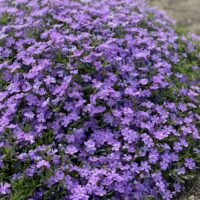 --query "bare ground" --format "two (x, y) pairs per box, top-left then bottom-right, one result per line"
(177, 176), (200, 200)
(148, 0), (200, 35)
